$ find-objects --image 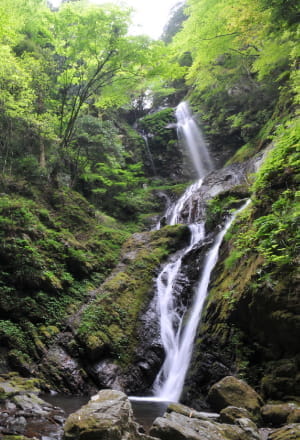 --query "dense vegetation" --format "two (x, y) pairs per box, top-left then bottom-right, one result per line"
(0, 0), (298, 398)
